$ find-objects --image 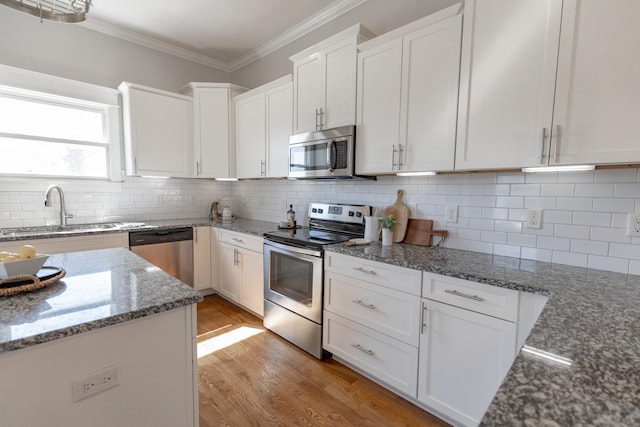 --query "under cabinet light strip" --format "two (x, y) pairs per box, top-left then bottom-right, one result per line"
(396, 171), (437, 176)
(522, 165), (595, 173)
